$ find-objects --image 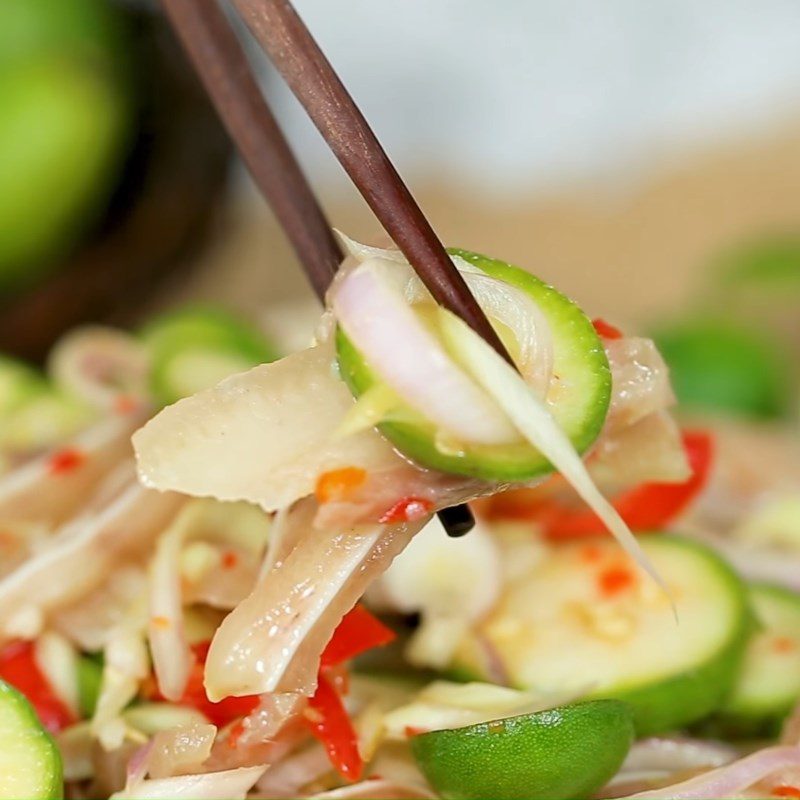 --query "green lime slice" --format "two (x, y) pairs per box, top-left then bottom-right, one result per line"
(651, 320), (790, 419)
(0, 680), (62, 799)
(336, 249), (611, 481)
